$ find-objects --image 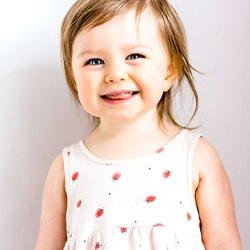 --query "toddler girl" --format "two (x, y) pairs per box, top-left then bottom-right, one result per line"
(36, 0), (241, 249)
